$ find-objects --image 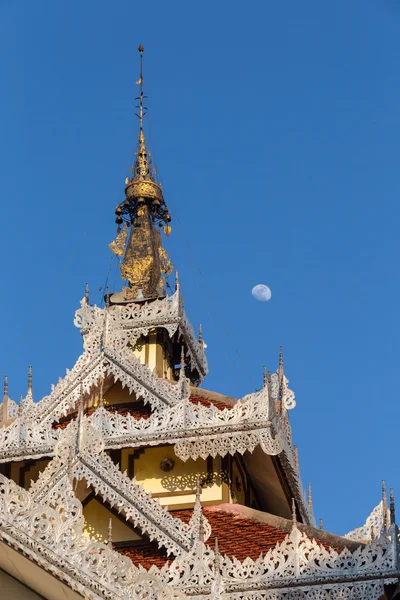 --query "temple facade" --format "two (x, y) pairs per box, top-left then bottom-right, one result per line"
(0, 47), (398, 600)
